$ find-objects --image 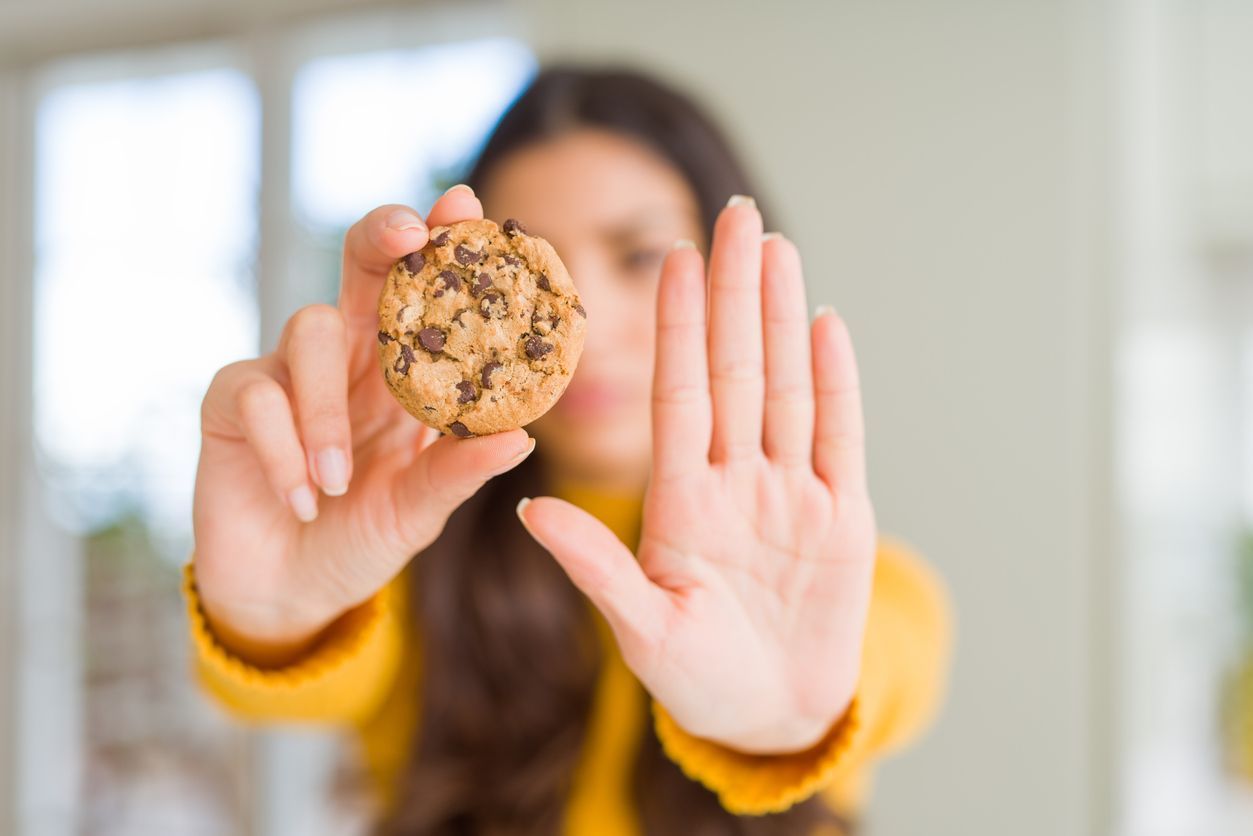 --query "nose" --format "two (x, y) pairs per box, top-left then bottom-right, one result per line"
(561, 255), (618, 360)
